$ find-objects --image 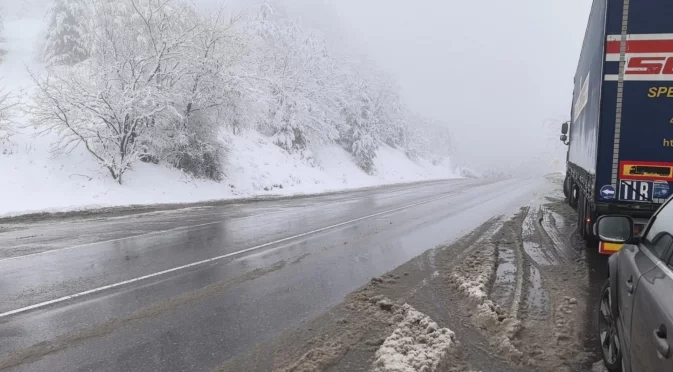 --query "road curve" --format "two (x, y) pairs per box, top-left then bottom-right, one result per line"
(0, 177), (553, 372)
